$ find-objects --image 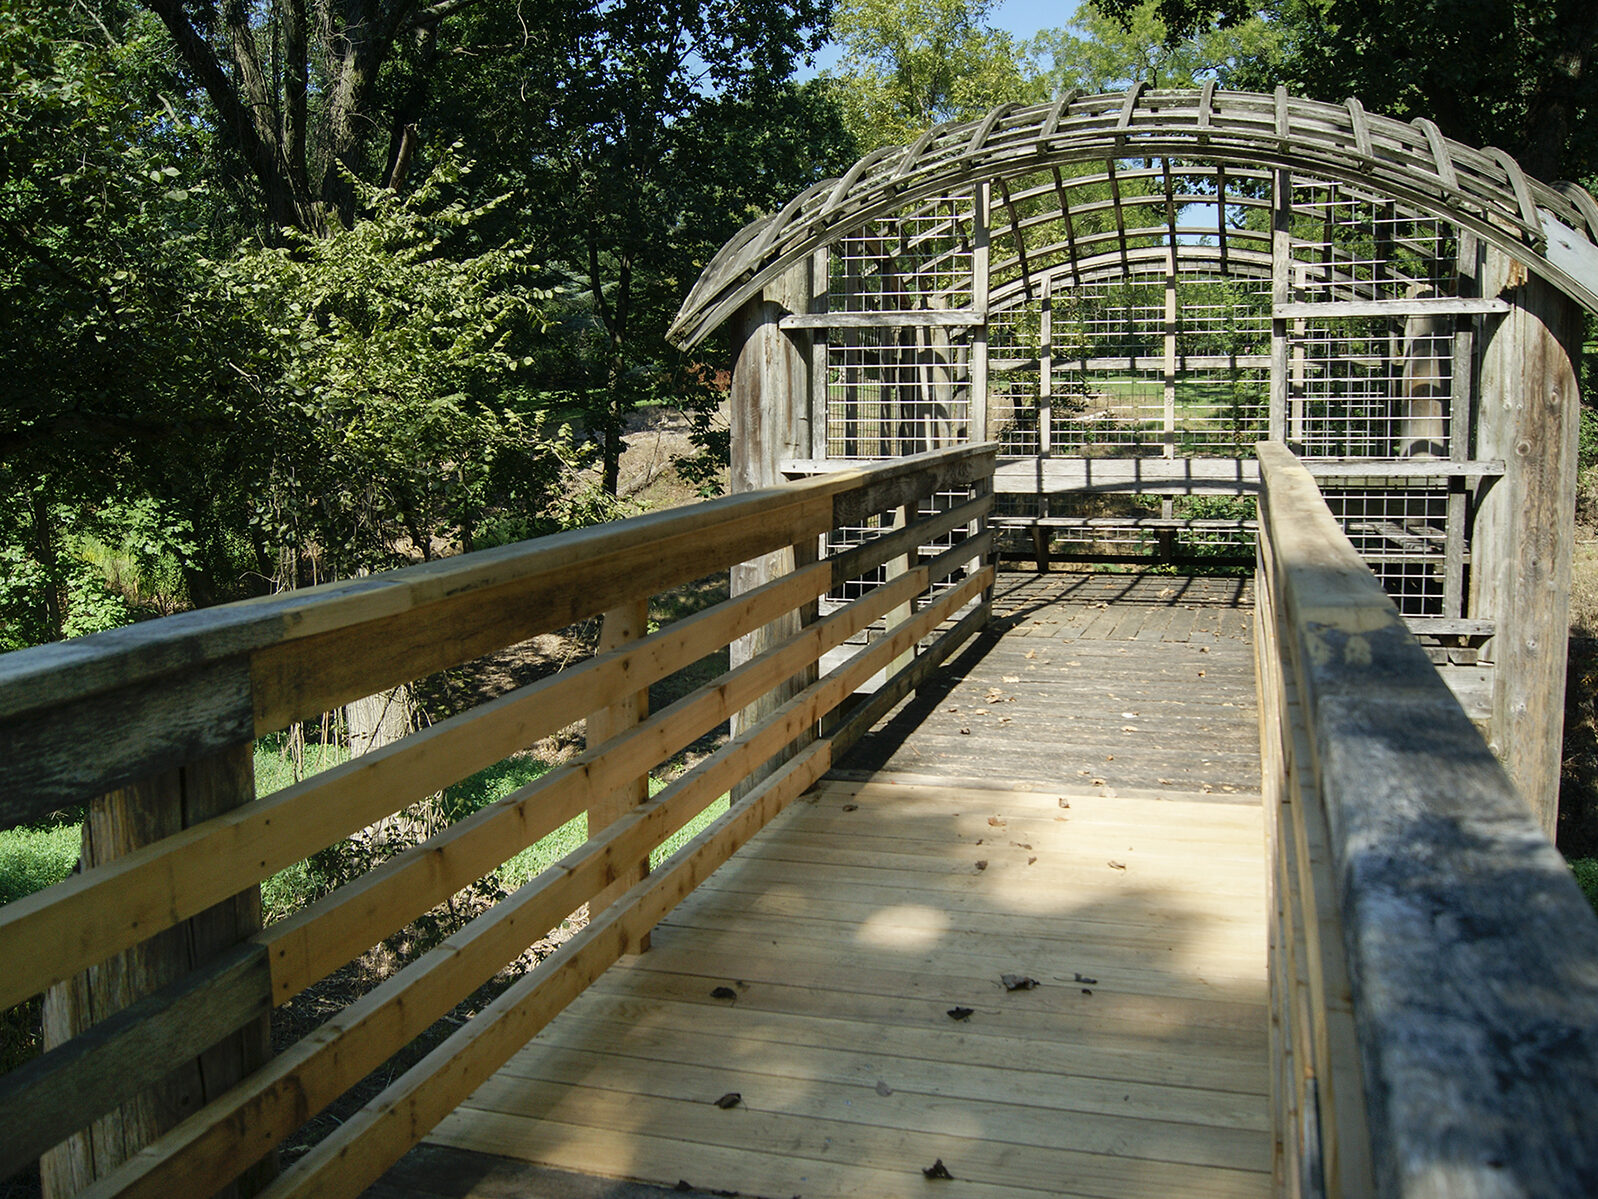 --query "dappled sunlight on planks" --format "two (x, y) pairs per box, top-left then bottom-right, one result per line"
(426, 769), (1271, 1198)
